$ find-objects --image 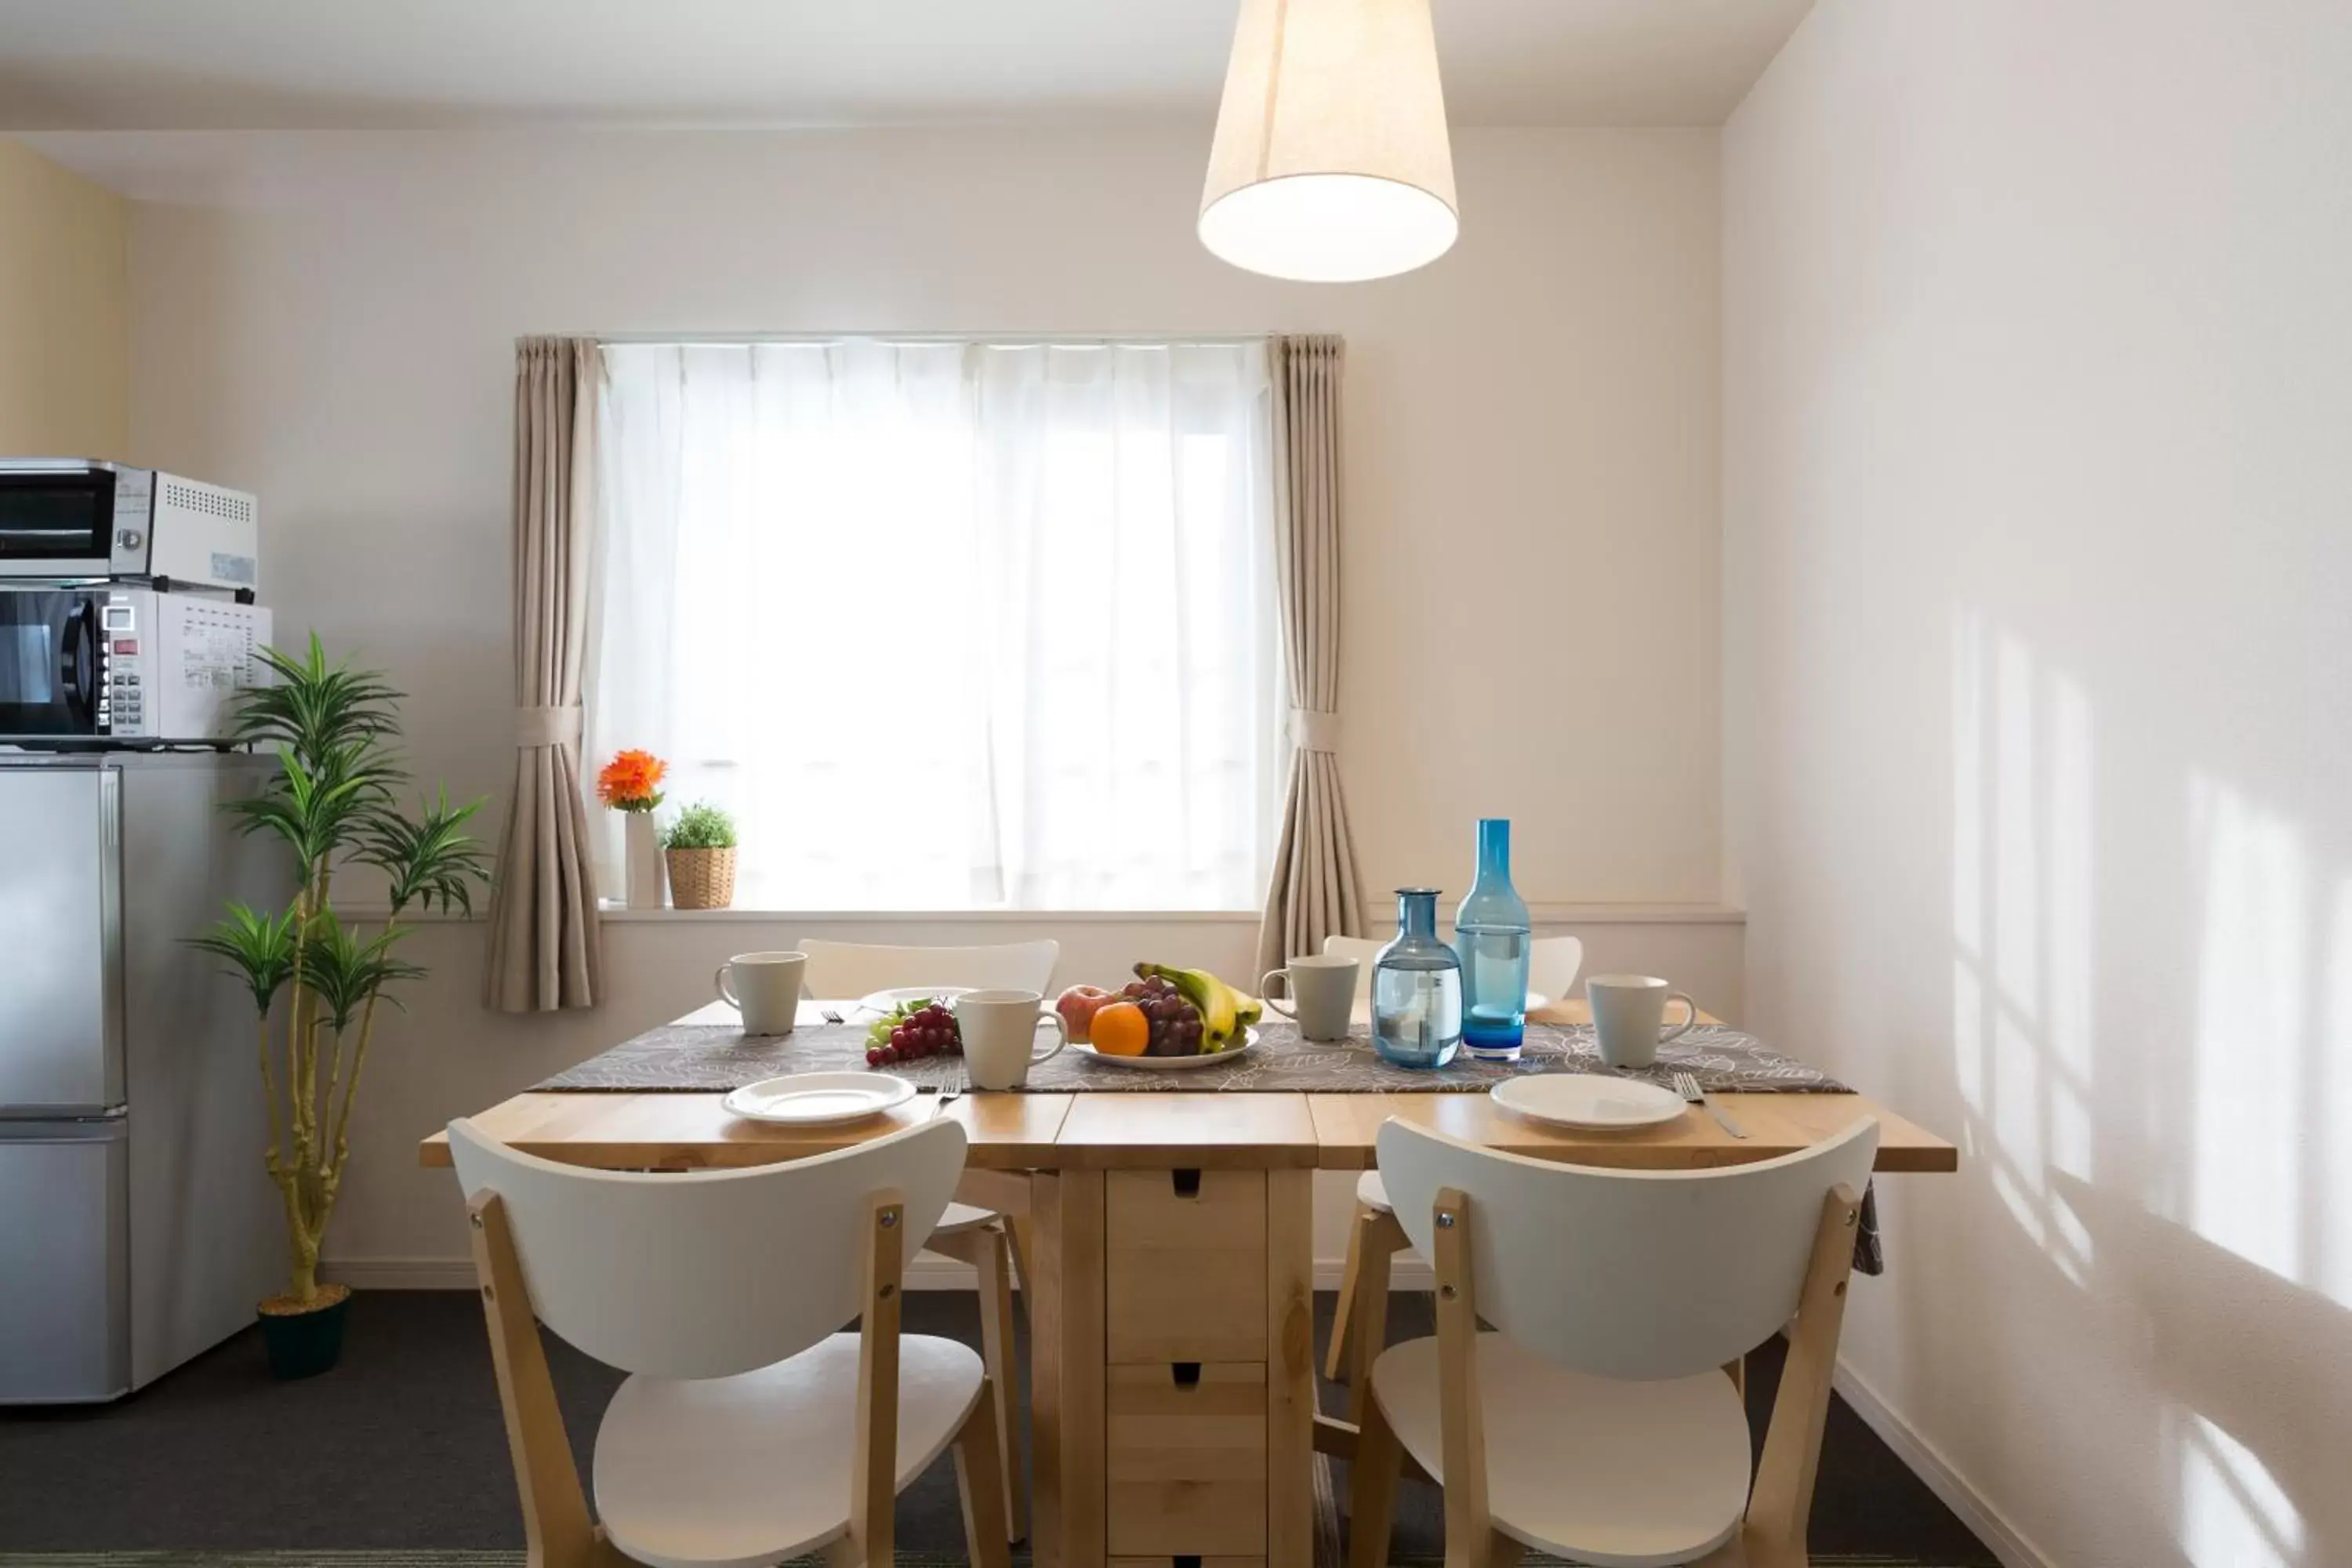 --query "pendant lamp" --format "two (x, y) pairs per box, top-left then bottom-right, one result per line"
(1199, 0), (1459, 283)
